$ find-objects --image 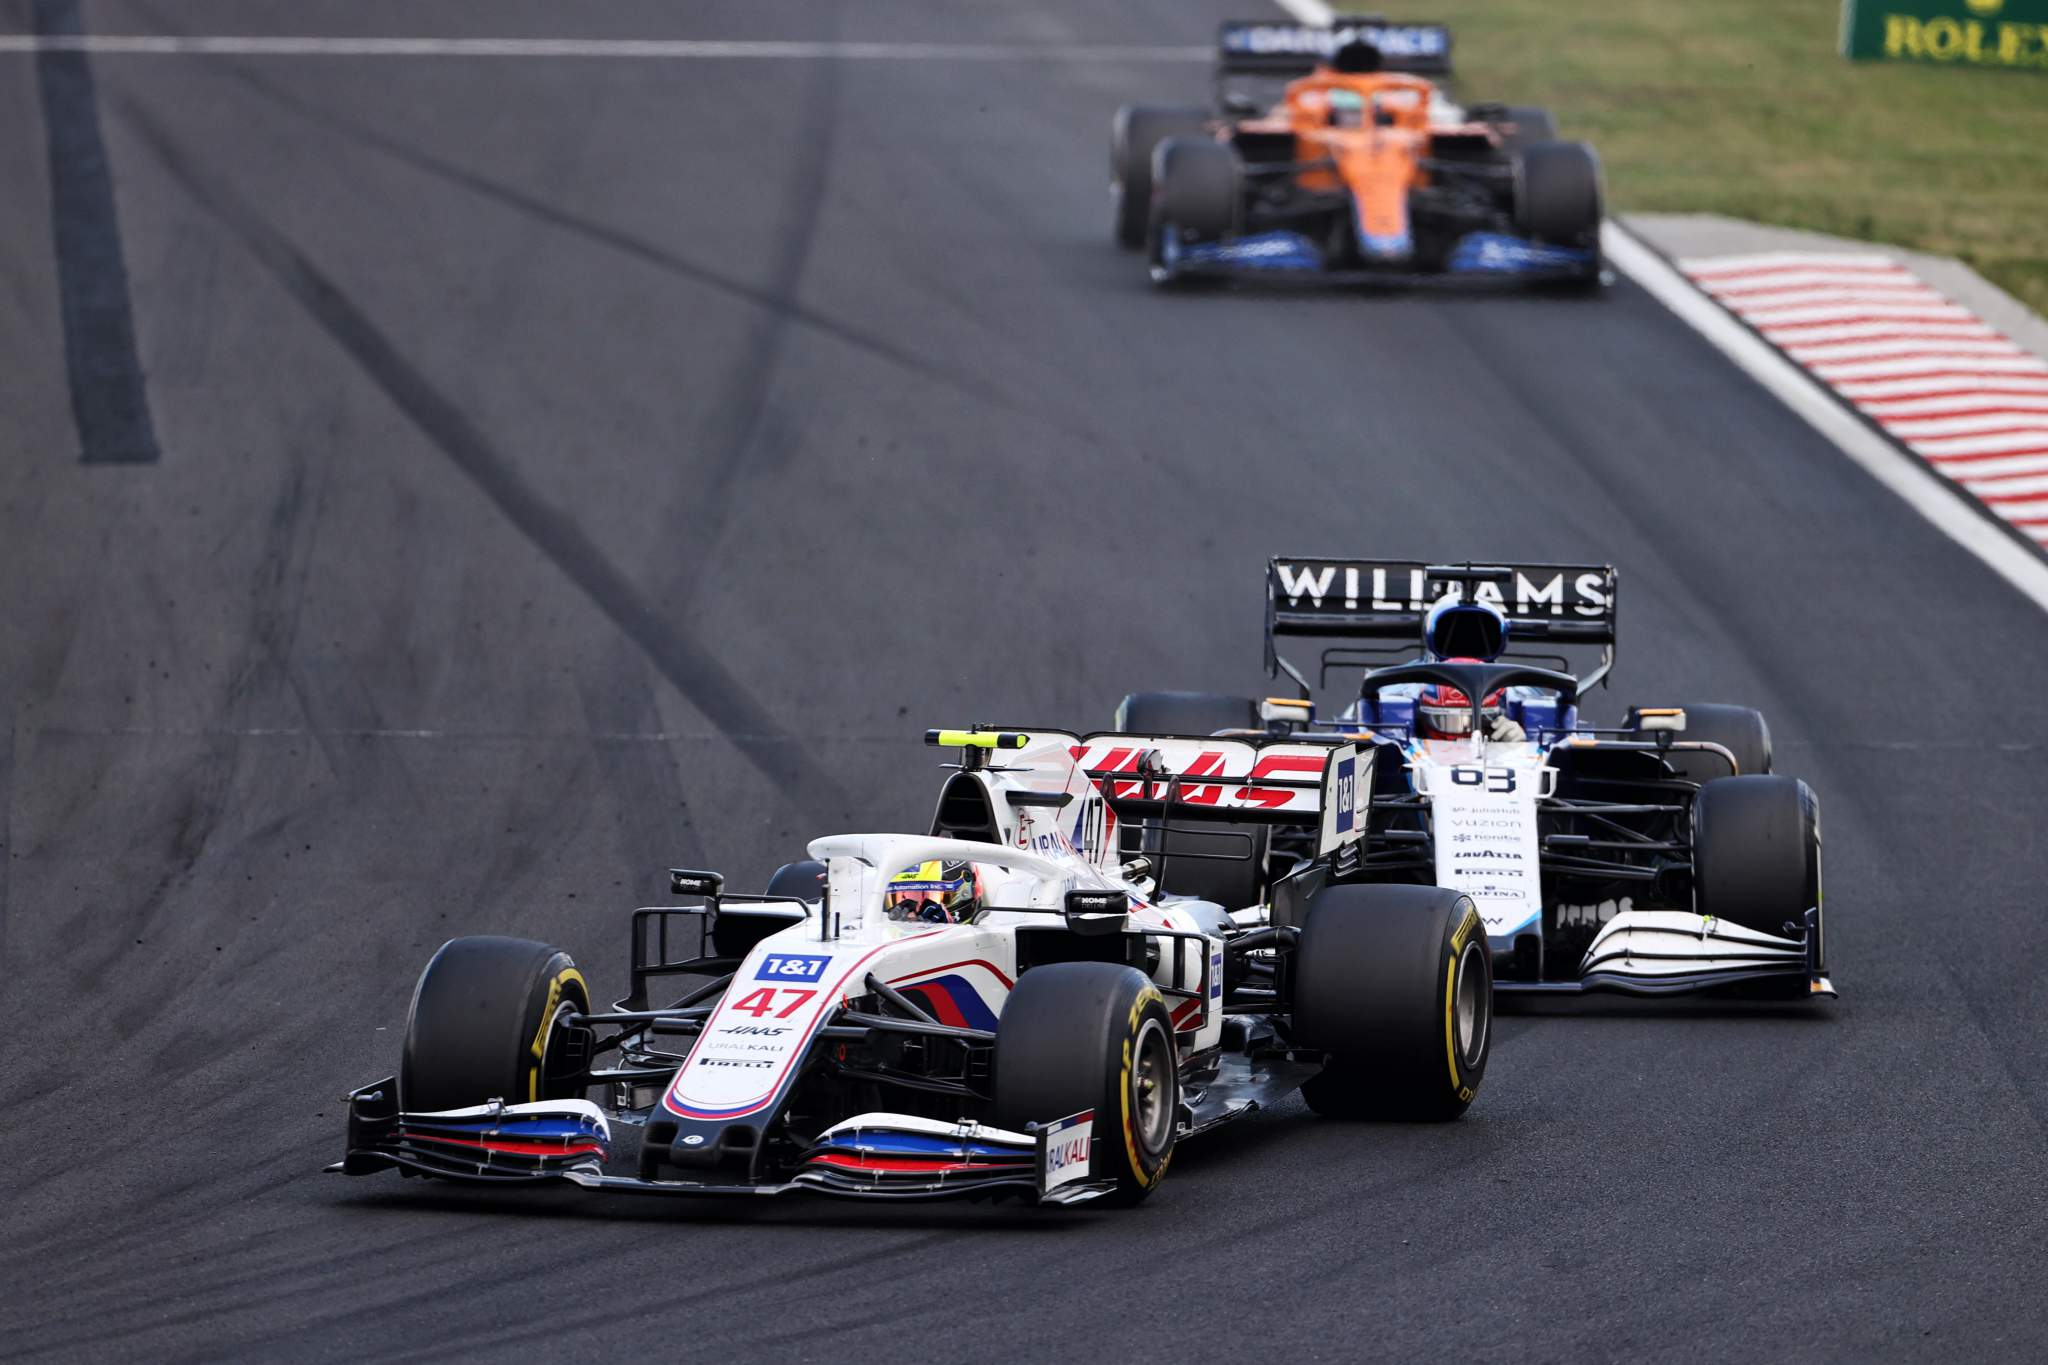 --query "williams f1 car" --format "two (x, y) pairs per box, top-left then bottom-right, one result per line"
(1111, 19), (1604, 288)
(332, 725), (1492, 1206)
(1109, 557), (1832, 1001)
